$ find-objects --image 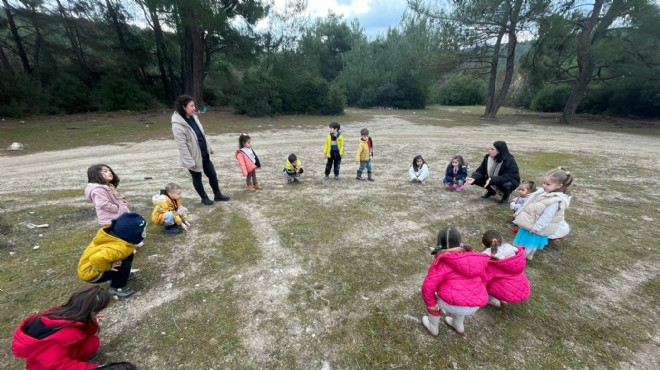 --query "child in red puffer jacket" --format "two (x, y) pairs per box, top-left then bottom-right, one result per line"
(481, 230), (530, 308)
(421, 227), (490, 336)
(12, 286), (135, 370)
